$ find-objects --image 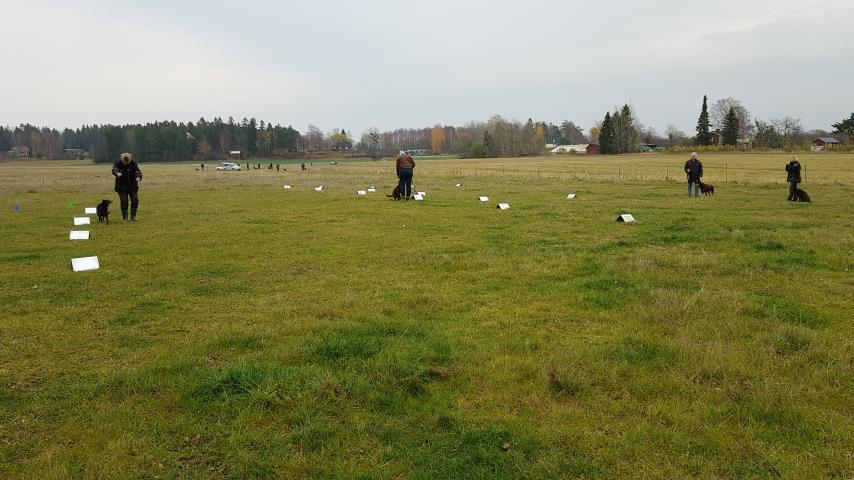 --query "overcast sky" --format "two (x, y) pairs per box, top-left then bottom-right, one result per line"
(2, 0), (852, 137)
